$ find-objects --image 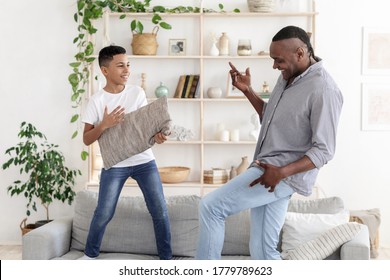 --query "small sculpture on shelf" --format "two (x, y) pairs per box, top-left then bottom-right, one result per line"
(141, 73), (146, 91)
(260, 81), (271, 99)
(169, 125), (194, 141)
(249, 113), (260, 141)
